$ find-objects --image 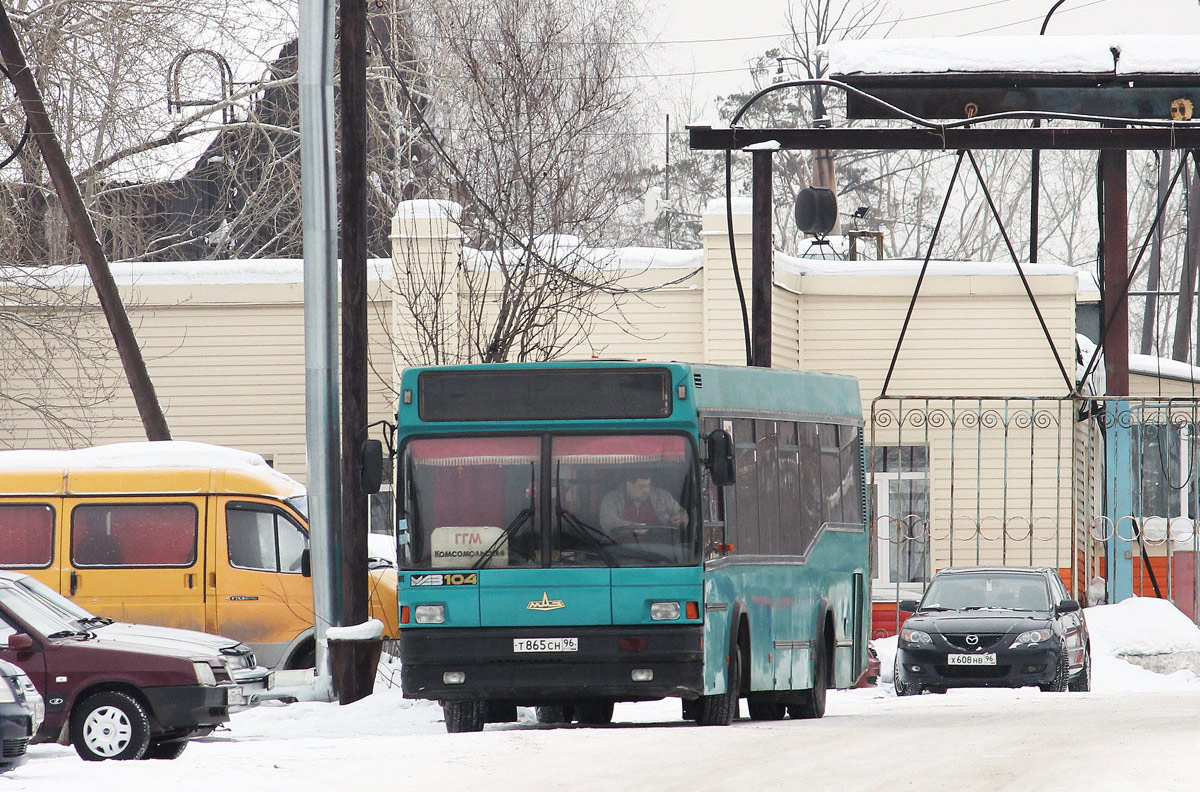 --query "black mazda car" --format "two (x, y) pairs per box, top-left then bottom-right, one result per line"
(894, 567), (1090, 695)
